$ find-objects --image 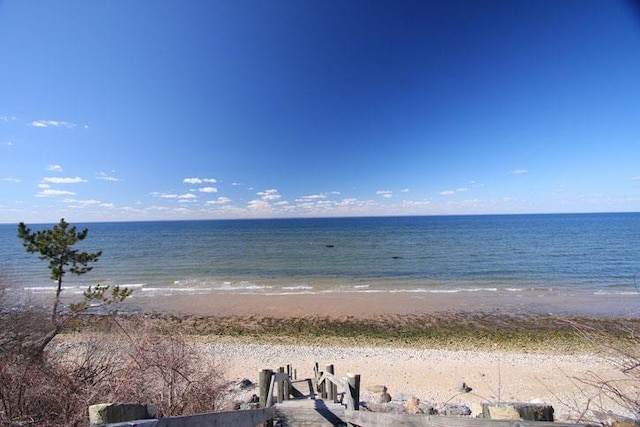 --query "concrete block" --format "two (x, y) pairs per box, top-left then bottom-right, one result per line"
(88, 402), (157, 425)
